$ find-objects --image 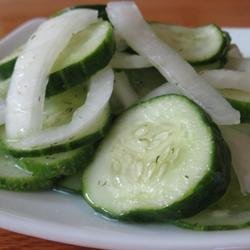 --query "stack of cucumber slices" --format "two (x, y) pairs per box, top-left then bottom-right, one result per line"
(1, 1), (250, 231)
